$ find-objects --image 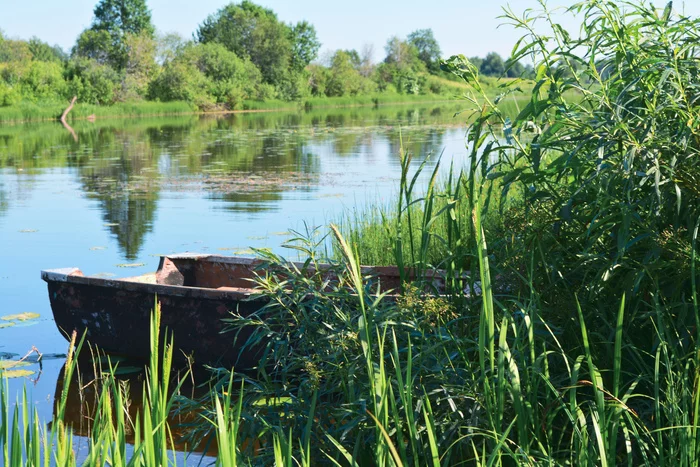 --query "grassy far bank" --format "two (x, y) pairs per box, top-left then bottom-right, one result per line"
(0, 93), (458, 124)
(0, 74), (515, 124)
(5, 0), (700, 465)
